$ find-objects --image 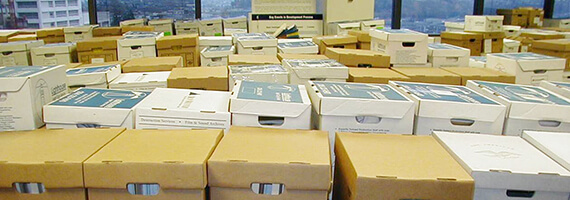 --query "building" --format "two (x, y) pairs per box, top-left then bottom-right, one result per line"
(14, 0), (83, 29)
